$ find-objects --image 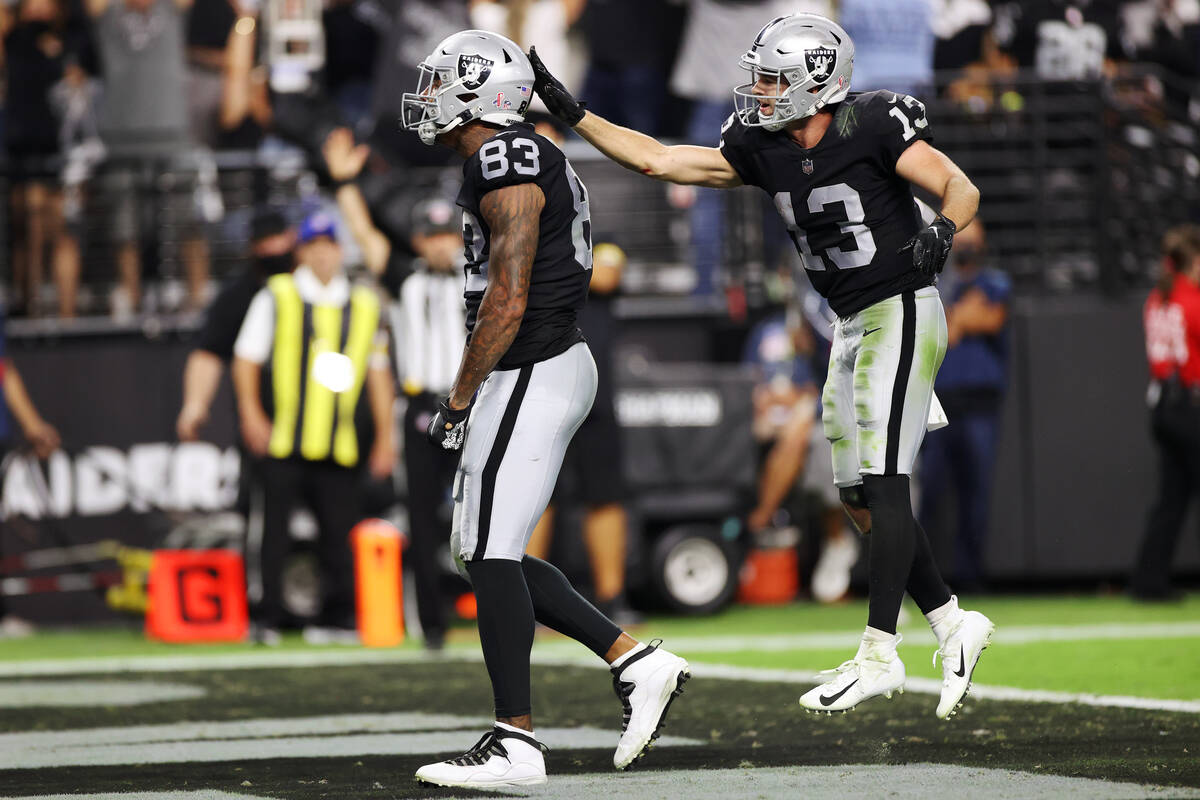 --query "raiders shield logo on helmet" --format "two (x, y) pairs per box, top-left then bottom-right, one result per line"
(805, 47), (837, 82)
(458, 53), (493, 90)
